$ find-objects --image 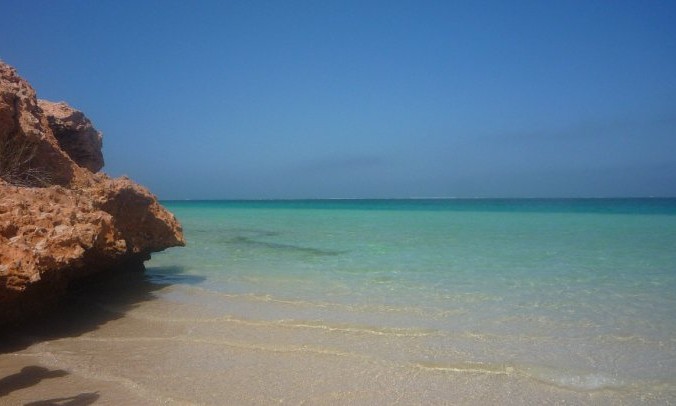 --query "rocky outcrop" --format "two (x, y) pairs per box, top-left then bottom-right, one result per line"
(0, 63), (82, 187)
(38, 100), (104, 173)
(0, 62), (184, 324)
